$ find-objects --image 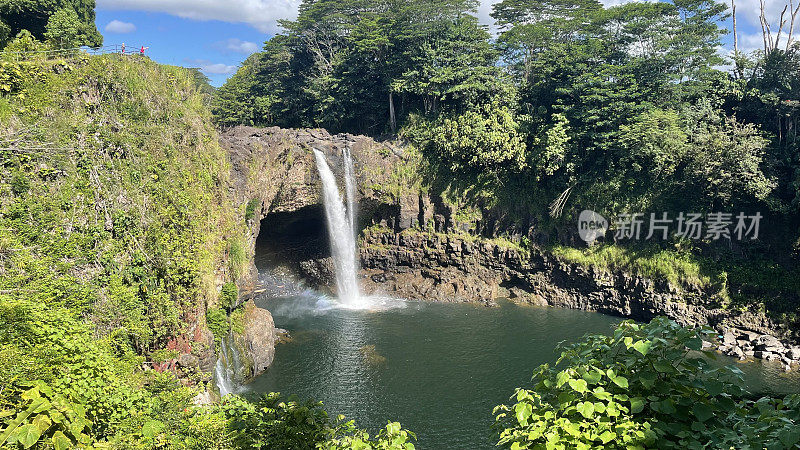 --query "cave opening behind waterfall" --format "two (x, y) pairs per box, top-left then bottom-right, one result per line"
(255, 204), (330, 273)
